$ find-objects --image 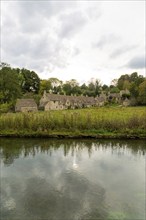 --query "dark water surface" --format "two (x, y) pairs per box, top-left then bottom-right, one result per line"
(0, 138), (145, 220)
